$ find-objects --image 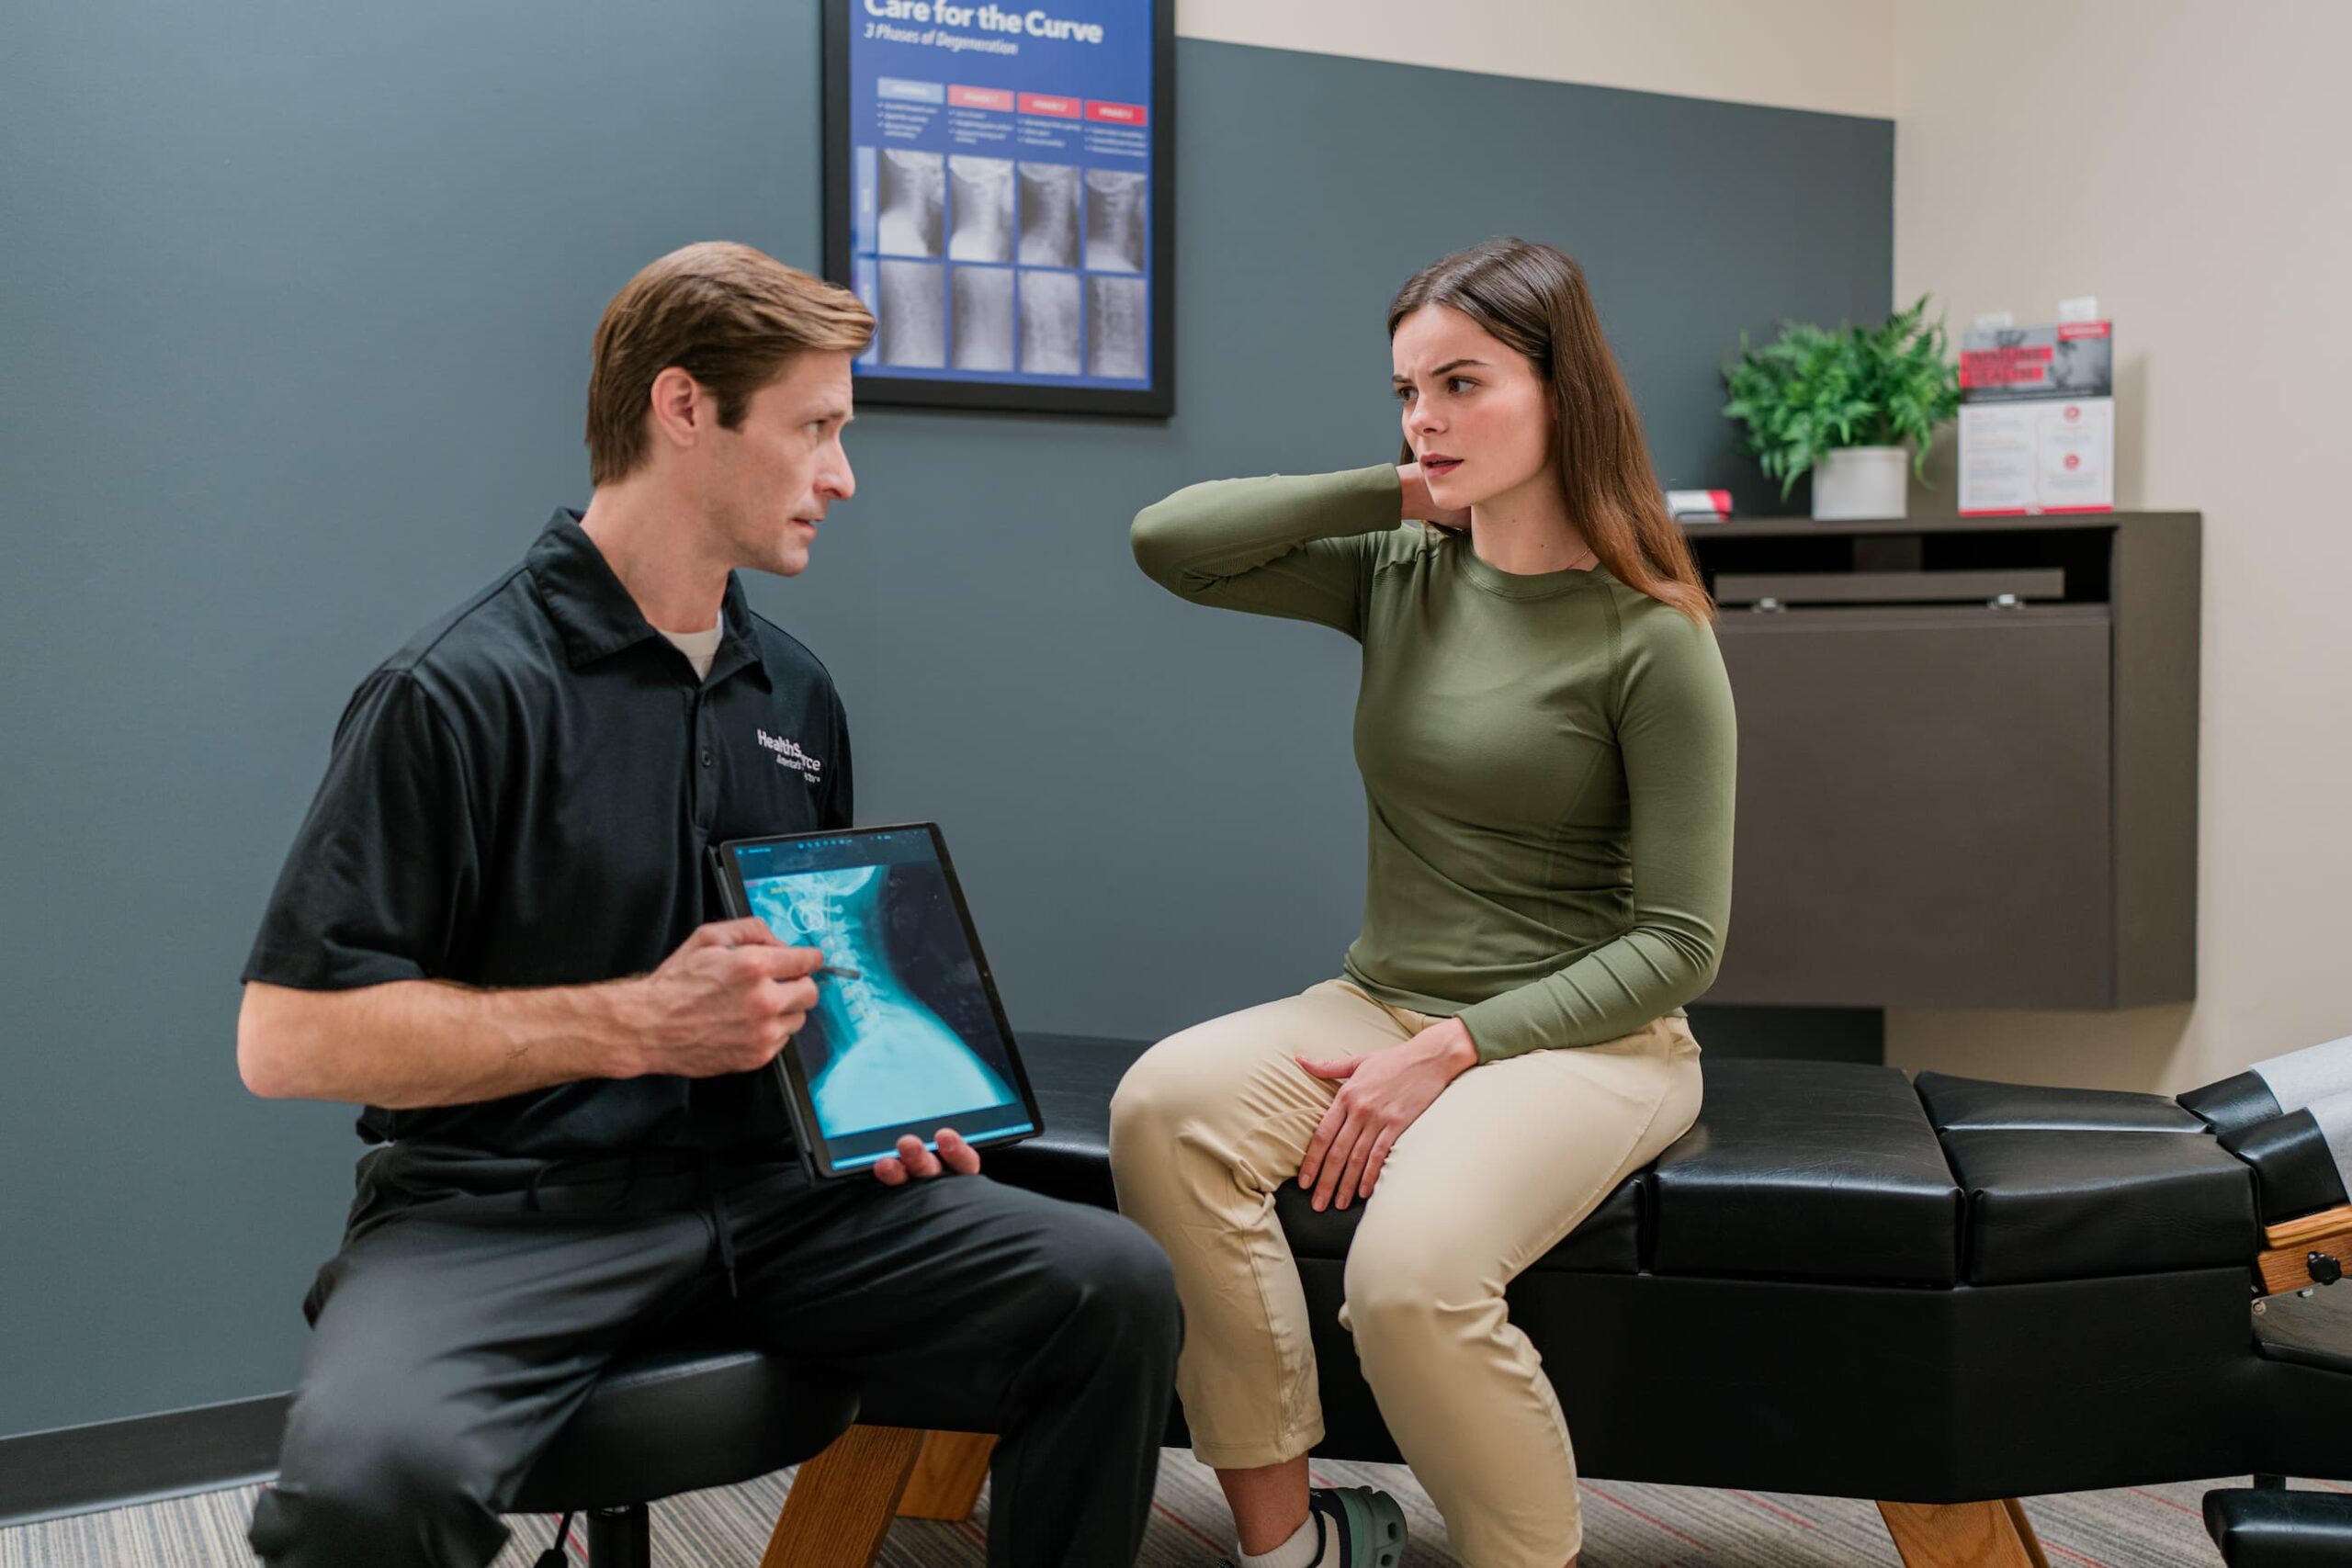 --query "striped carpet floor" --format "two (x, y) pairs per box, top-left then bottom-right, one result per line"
(8, 1457), (2346, 1567)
